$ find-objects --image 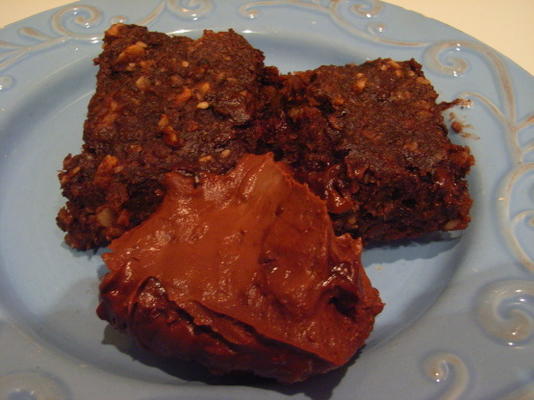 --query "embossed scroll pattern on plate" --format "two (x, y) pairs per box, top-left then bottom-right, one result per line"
(0, 1), (532, 399)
